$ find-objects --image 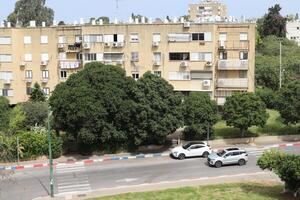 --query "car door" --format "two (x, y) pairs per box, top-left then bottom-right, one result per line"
(223, 152), (234, 164)
(188, 145), (204, 157)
